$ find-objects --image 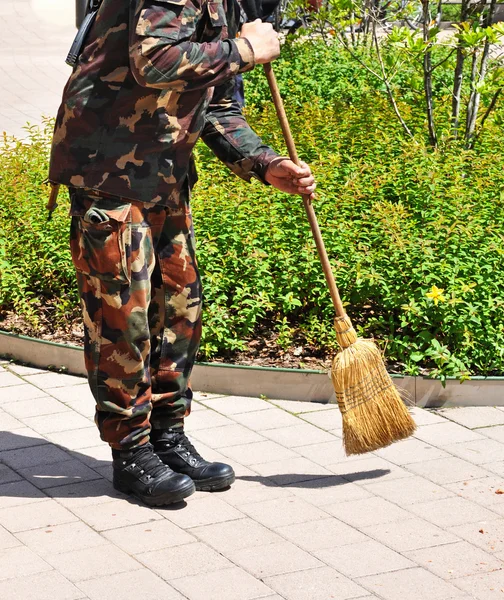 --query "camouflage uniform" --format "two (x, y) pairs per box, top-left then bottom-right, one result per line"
(49, 0), (278, 449)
